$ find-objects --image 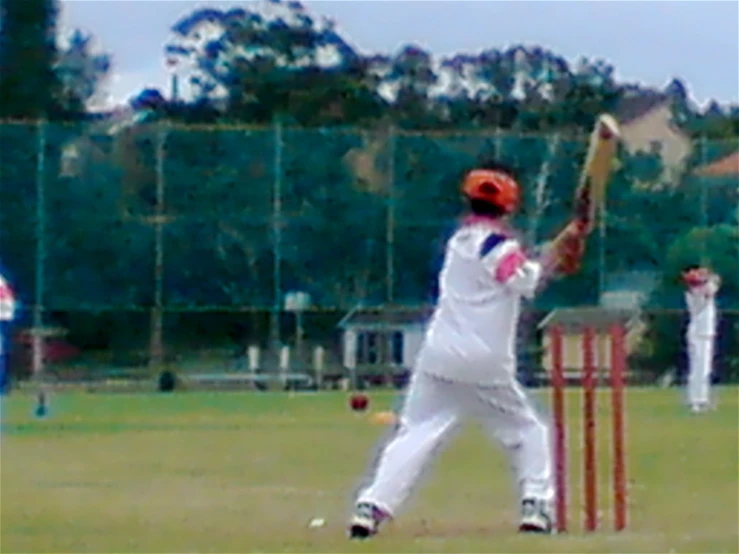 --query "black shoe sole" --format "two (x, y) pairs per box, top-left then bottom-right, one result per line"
(349, 524), (374, 540)
(519, 523), (552, 534)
